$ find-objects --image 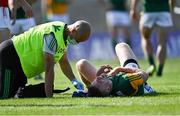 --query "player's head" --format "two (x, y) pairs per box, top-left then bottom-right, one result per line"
(67, 20), (91, 45)
(87, 75), (112, 97)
